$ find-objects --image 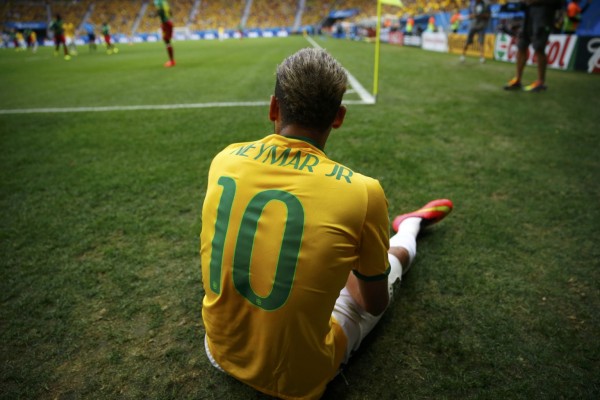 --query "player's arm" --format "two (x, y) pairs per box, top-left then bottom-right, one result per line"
(347, 178), (392, 316)
(346, 273), (389, 316)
